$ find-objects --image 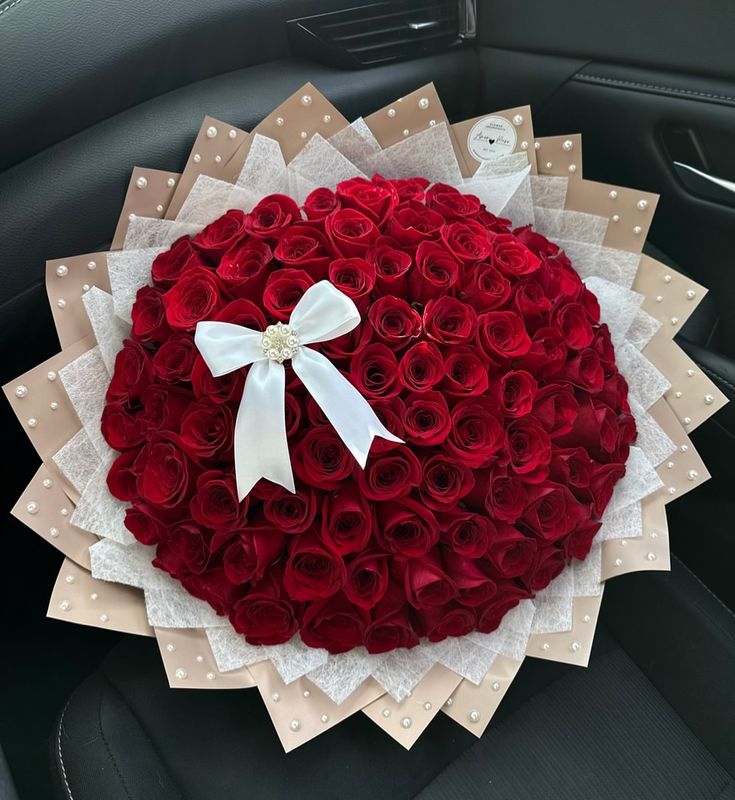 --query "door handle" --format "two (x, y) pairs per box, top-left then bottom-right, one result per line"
(674, 161), (735, 206)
